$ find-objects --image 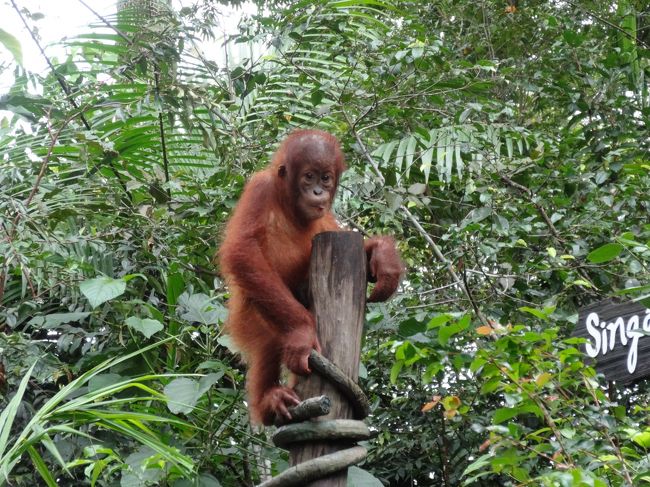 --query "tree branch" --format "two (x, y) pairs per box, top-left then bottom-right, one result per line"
(499, 173), (598, 291)
(154, 72), (172, 198)
(345, 115), (489, 326)
(566, 0), (649, 49)
(10, 0), (133, 203)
